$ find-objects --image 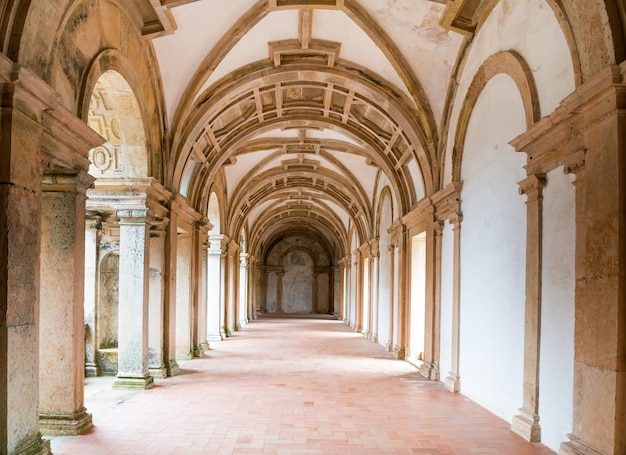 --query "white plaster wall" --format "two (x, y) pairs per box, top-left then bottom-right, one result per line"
(377, 194), (393, 349)
(443, 0), (576, 186)
(539, 169), (575, 451)
(439, 221), (454, 380)
(459, 74), (527, 423)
